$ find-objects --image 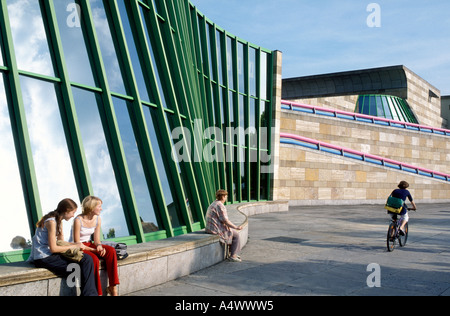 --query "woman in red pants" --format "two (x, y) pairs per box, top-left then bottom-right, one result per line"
(71, 196), (120, 296)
